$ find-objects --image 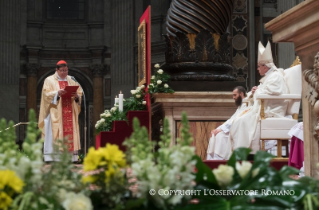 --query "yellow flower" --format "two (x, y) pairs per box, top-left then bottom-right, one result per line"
(82, 175), (97, 184)
(83, 147), (103, 171)
(102, 144), (126, 167)
(0, 170), (24, 193)
(0, 192), (12, 210)
(83, 144), (126, 184)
